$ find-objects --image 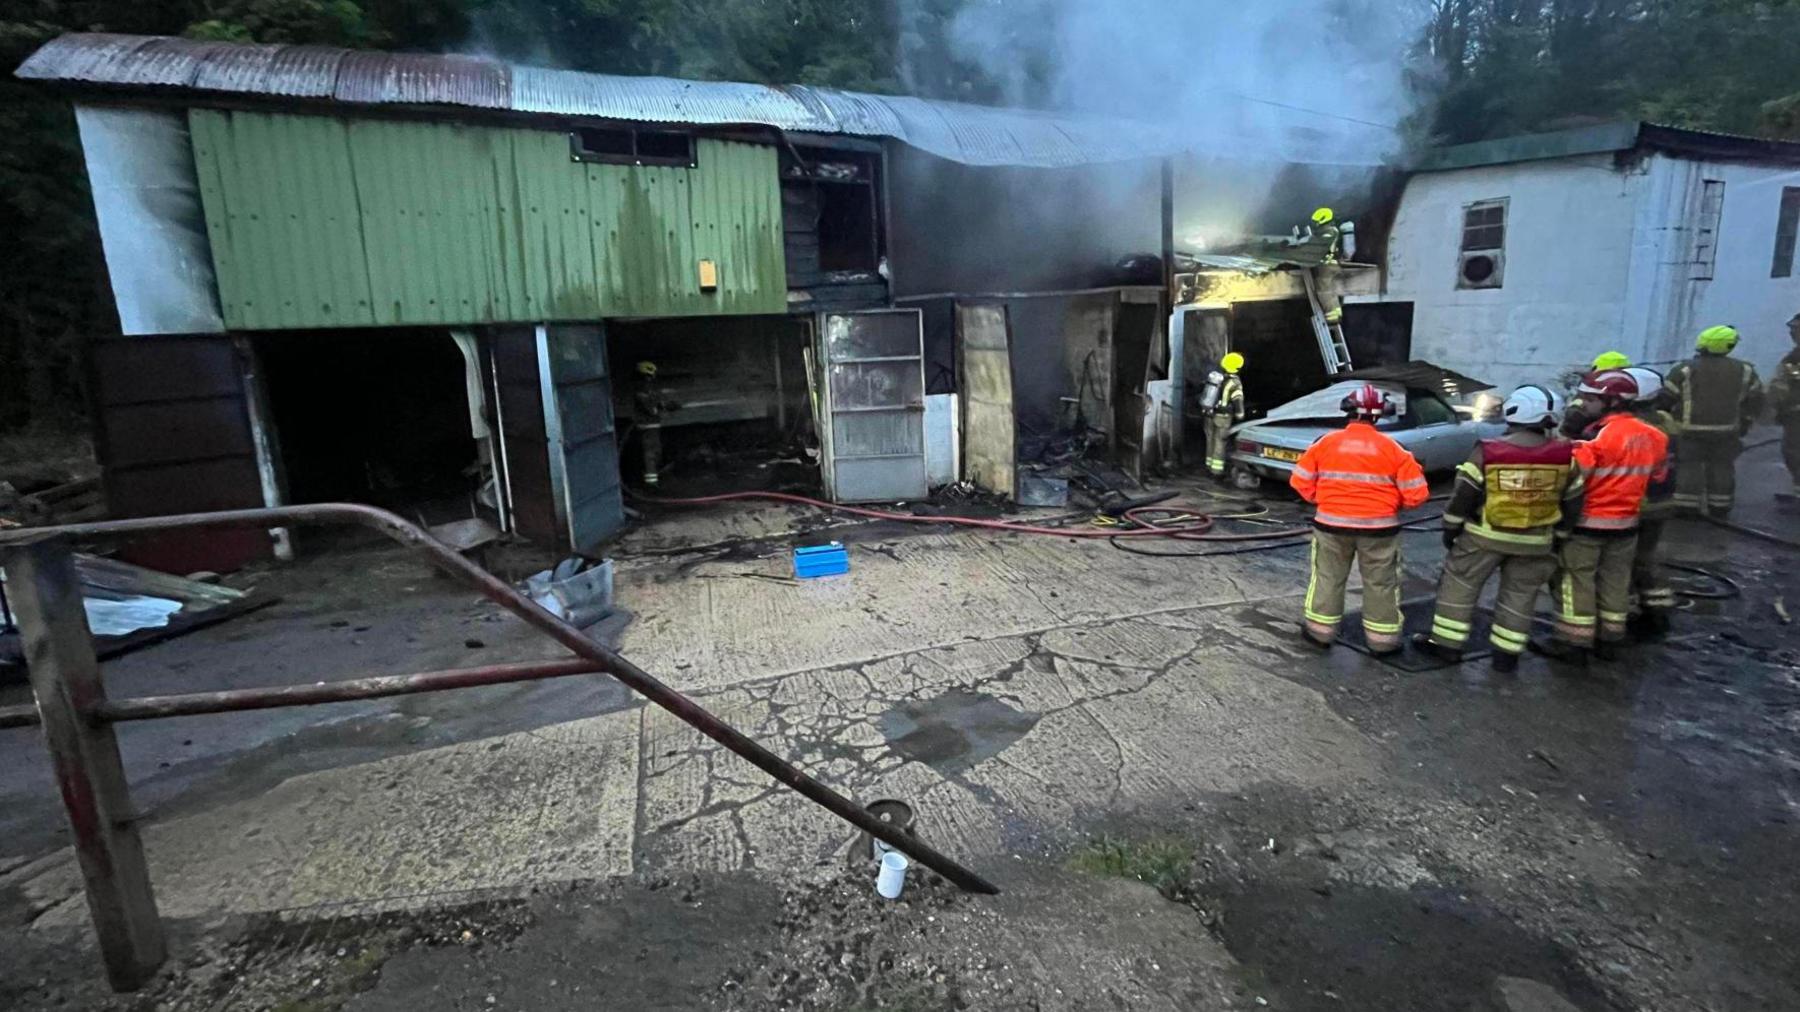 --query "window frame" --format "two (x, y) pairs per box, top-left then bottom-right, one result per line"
(1771, 186), (1800, 278)
(569, 126), (698, 168)
(1459, 198), (1508, 253)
